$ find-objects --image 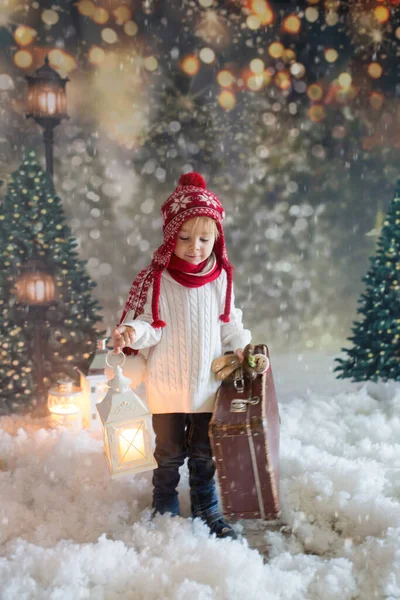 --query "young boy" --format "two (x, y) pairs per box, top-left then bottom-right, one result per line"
(112, 172), (251, 539)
